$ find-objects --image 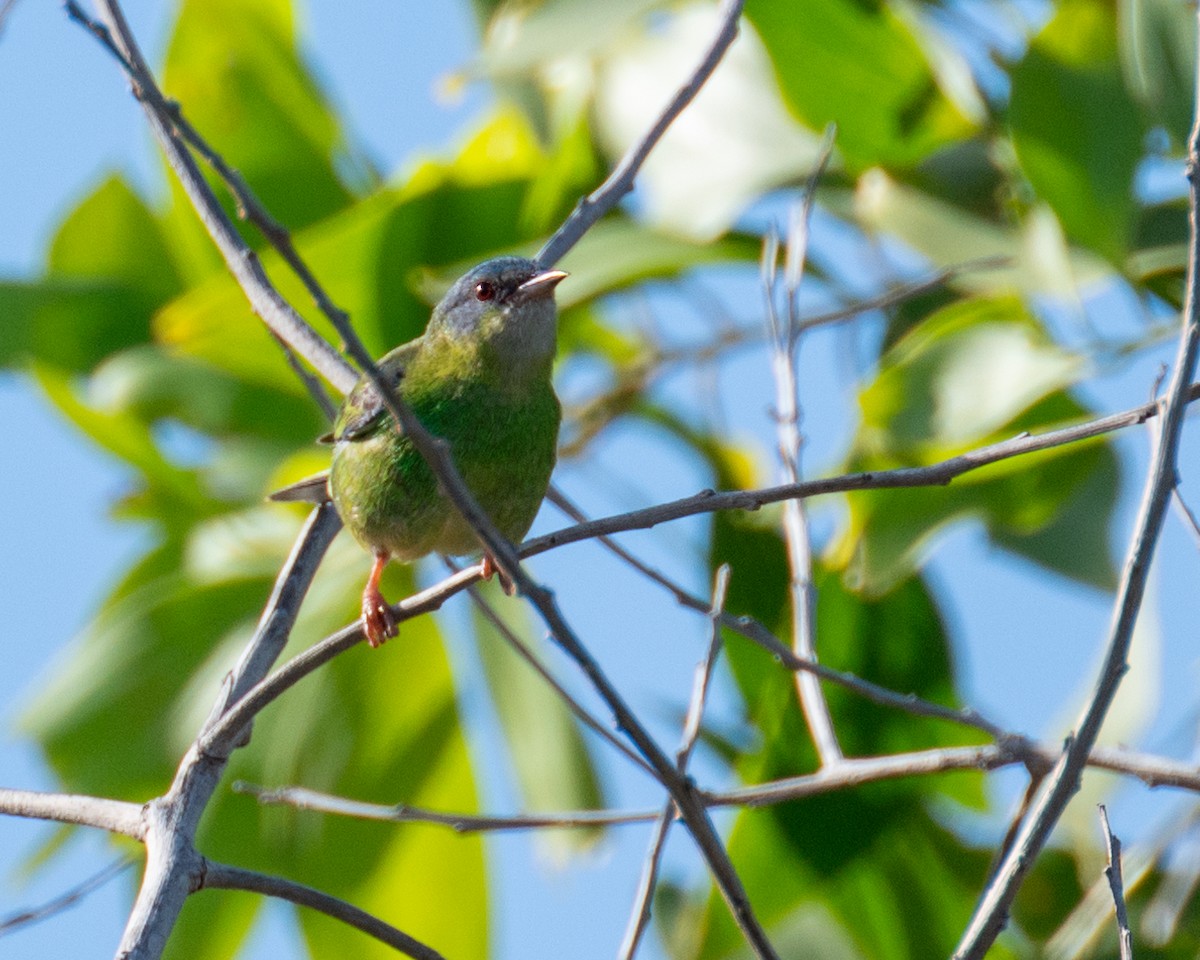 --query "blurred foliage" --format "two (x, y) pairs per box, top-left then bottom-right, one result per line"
(5, 0), (1194, 957)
